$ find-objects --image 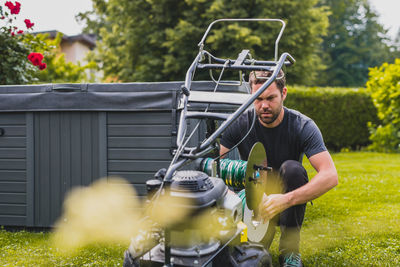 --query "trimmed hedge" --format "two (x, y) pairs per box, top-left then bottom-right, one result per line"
(285, 86), (379, 151)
